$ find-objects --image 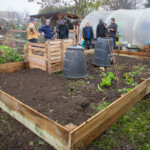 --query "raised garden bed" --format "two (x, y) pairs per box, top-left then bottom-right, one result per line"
(0, 54), (150, 149)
